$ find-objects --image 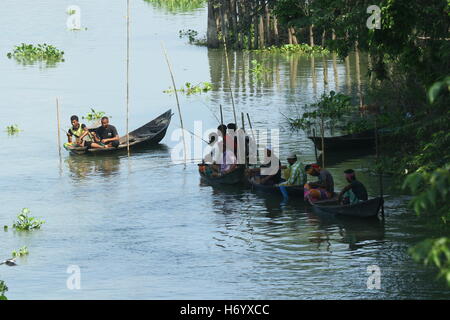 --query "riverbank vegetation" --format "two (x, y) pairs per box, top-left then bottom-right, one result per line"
(7, 43), (65, 66)
(144, 0), (207, 13)
(264, 0), (449, 284)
